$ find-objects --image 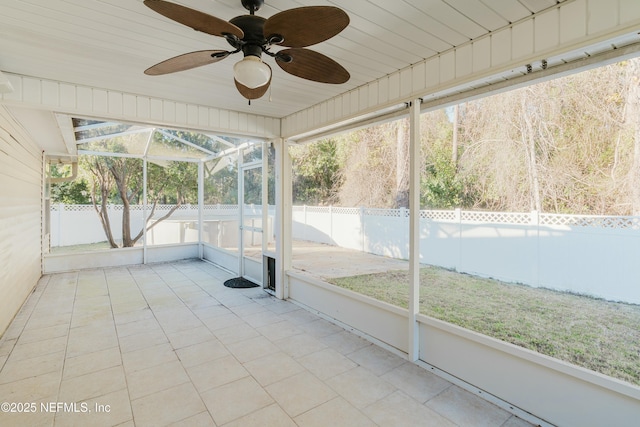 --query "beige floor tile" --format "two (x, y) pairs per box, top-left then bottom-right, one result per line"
(121, 342), (178, 374)
(112, 307), (154, 325)
(115, 318), (163, 338)
(266, 371), (337, 417)
(58, 365), (127, 403)
(327, 366), (396, 409)
(244, 351), (305, 386)
(17, 323), (69, 344)
(118, 328), (168, 354)
(295, 397), (377, 427)
(166, 325), (215, 350)
(66, 330), (119, 359)
(381, 362), (452, 403)
(0, 261), (537, 427)
(154, 310), (204, 334)
(297, 348), (358, 380)
(9, 335), (68, 361)
(70, 310), (114, 329)
(347, 344), (406, 376)
(223, 403), (297, 427)
(0, 350), (64, 384)
(280, 308), (320, 325)
(186, 354), (249, 393)
(228, 301), (268, 317)
(503, 415), (537, 426)
(298, 319), (344, 338)
(264, 300), (300, 315)
(191, 304), (232, 321)
(0, 404), (56, 427)
(167, 411), (216, 426)
(68, 322), (117, 340)
(242, 310), (283, 328)
(127, 359), (190, 400)
(0, 338), (17, 357)
(131, 382), (206, 426)
(426, 385), (512, 427)
(24, 312), (72, 331)
(256, 320), (302, 342)
(273, 333), (327, 359)
(364, 390), (456, 427)
(201, 313), (243, 331)
(213, 323), (261, 345)
(226, 336), (280, 363)
(201, 376), (274, 425)
(183, 295), (221, 311)
(63, 346), (121, 379)
(175, 339), (229, 368)
(320, 330), (371, 355)
(0, 372), (61, 402)
(53, 388), (132, 427)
